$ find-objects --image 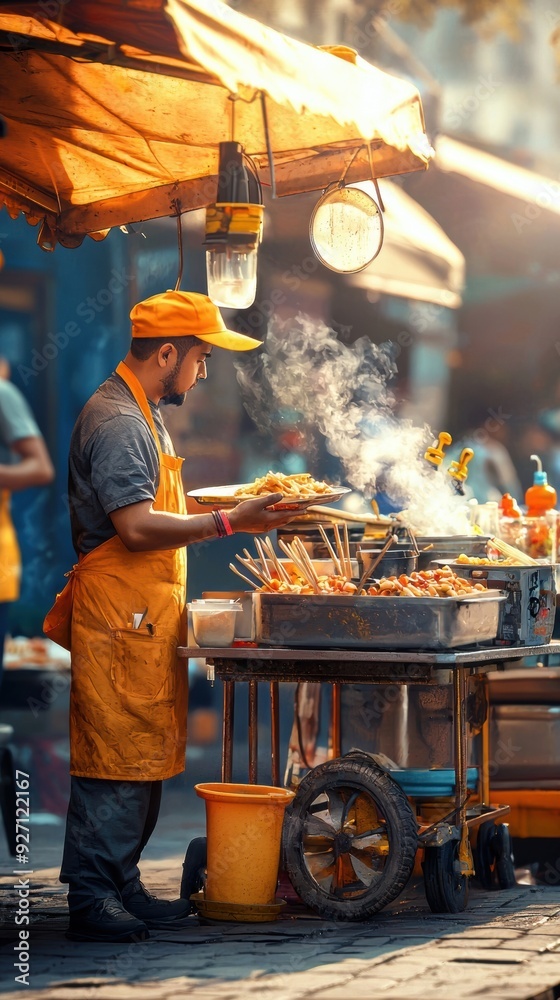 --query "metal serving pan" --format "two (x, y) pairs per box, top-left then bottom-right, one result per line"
(254, 592), (505, 651)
